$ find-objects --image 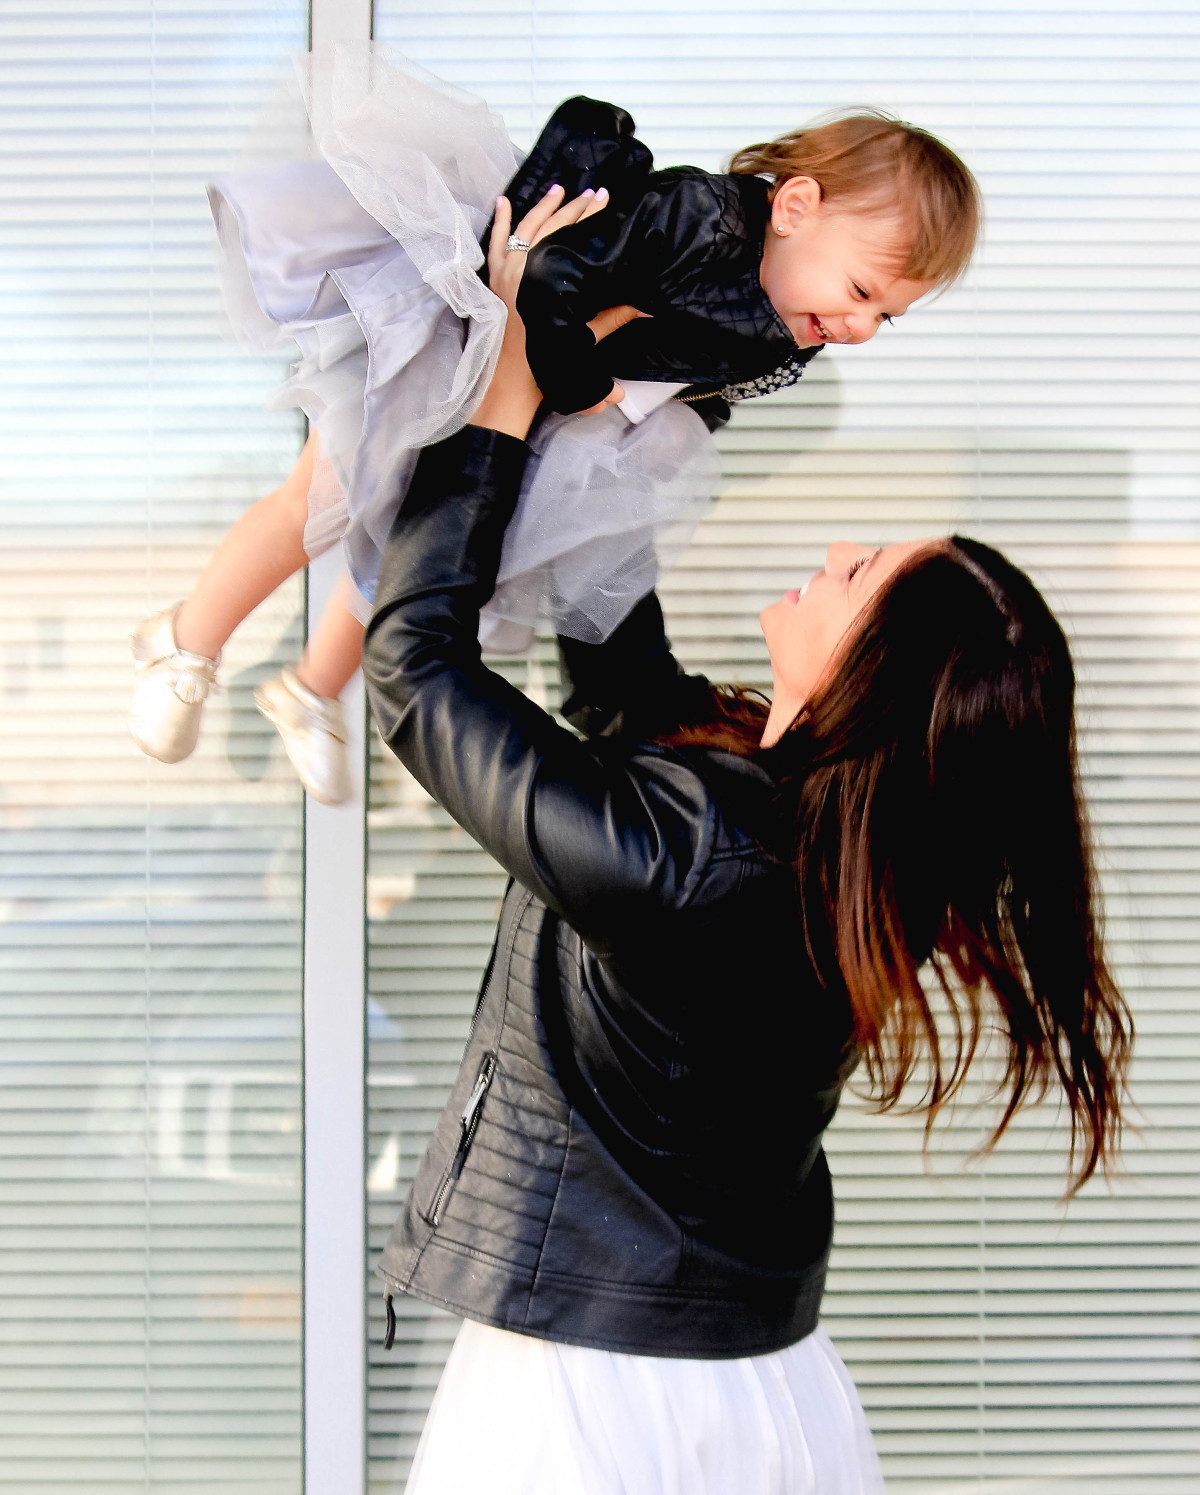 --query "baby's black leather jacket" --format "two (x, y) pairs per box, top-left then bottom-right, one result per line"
(487, 96), (819, 414)
(363, 427), (858, 1358)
